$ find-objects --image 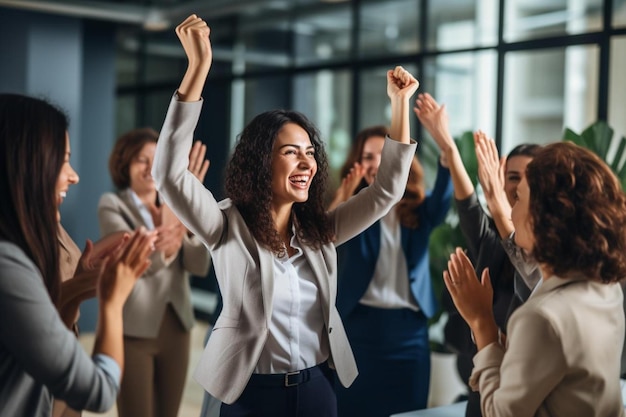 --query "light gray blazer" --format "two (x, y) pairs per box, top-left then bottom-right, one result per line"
(152, 94), (417, 404)
(0, 241), (118, 416)
(98, 189), (211, 338)
(470, 275), (625, 417)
